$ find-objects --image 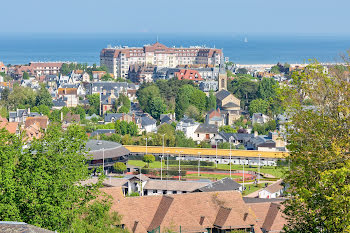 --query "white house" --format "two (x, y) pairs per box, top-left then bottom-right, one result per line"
(252, 113), (270, 125)
(192, 123), (218, 142)
(258, 180), (286, 199)
(176, 116), (200, 139)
